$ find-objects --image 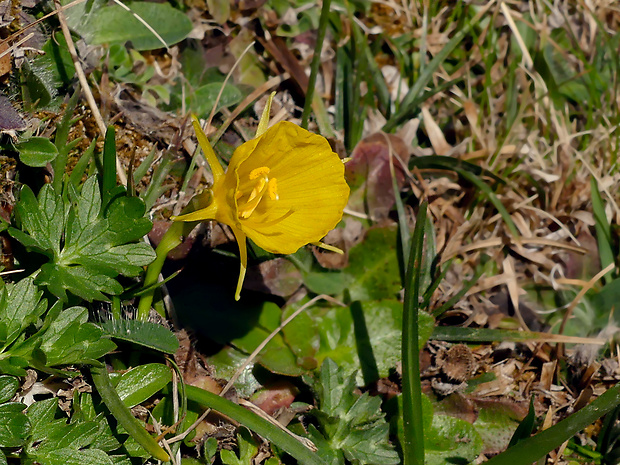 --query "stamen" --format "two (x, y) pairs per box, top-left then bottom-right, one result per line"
(238, 167), (280, 220)
(268, 178), (279, 200)
(246, 177), (267, 203)
(249, 166), (270, 179)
